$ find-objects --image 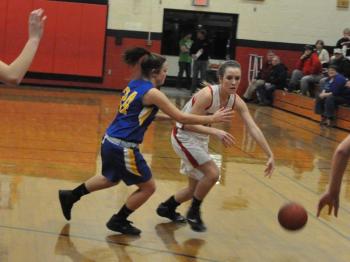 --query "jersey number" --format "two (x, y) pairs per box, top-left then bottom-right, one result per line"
(119, 87), (137, 114)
